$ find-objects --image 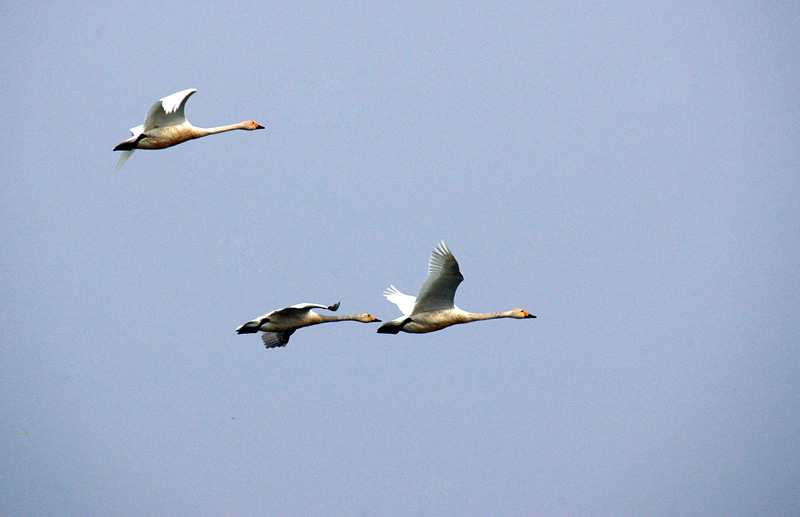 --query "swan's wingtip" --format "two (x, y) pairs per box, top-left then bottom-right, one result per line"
(114, 150), (135, 170)
(172, 88), (197, 97)
(431, 240), (453, 260)
(383, 285), (401, 297)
